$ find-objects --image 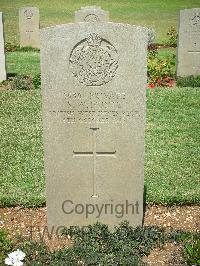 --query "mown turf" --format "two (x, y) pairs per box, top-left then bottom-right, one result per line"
(157, 48), (176, 58)
(1, 0), (200, 44)
(146, 88), (200, 204)
(0, 90), (44, 206)
(6, 51), (40, 76)
(0, 88), (199, 207)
